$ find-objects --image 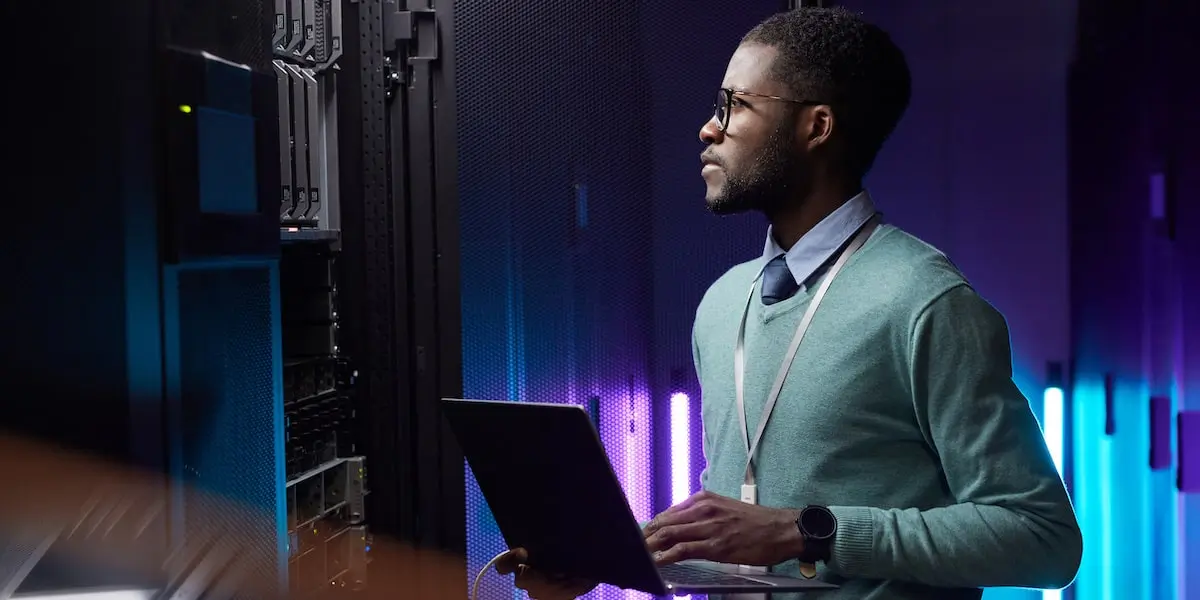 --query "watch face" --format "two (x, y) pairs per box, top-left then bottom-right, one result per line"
(800, 506), (836, 539)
